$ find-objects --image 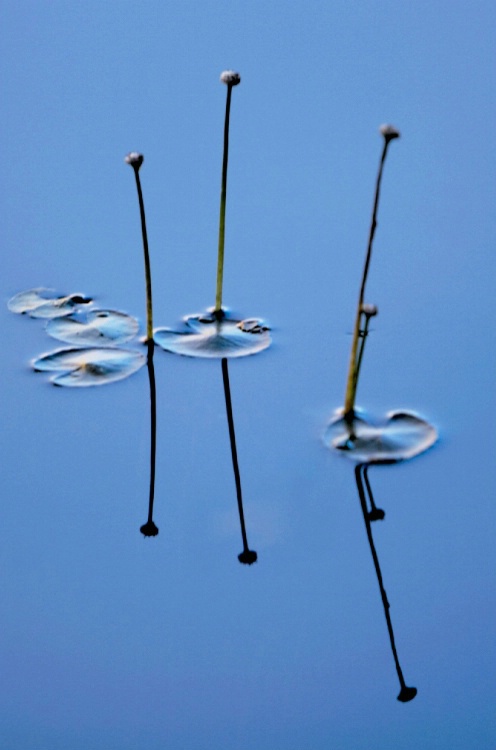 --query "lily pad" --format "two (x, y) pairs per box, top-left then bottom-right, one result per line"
(7, 288), (92, 318)
(33, 347), (146, 387)
(46, 309), (140, 346)
(154, 310), (271, 359)
(324, 408), (437, 464)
